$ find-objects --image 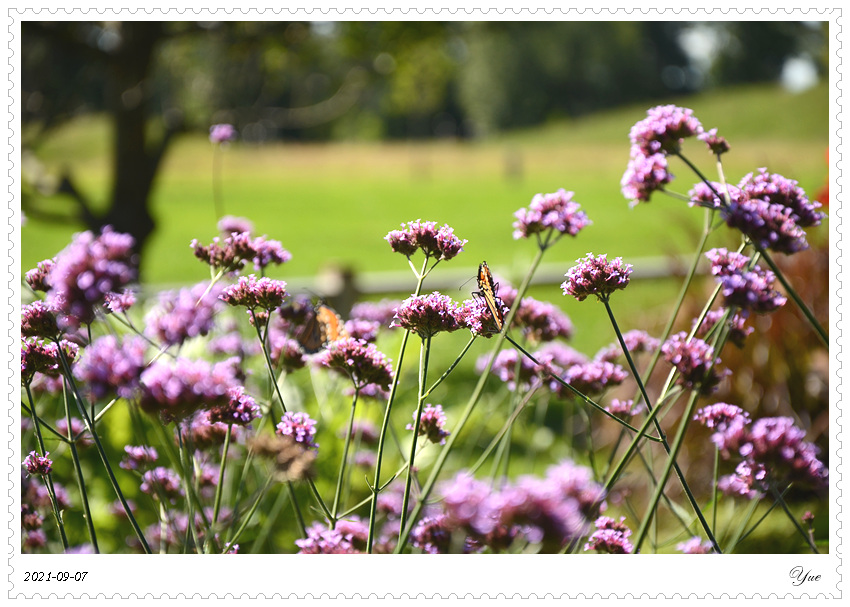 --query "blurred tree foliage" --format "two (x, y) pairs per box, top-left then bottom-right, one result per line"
(20, 20), (828, 259)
